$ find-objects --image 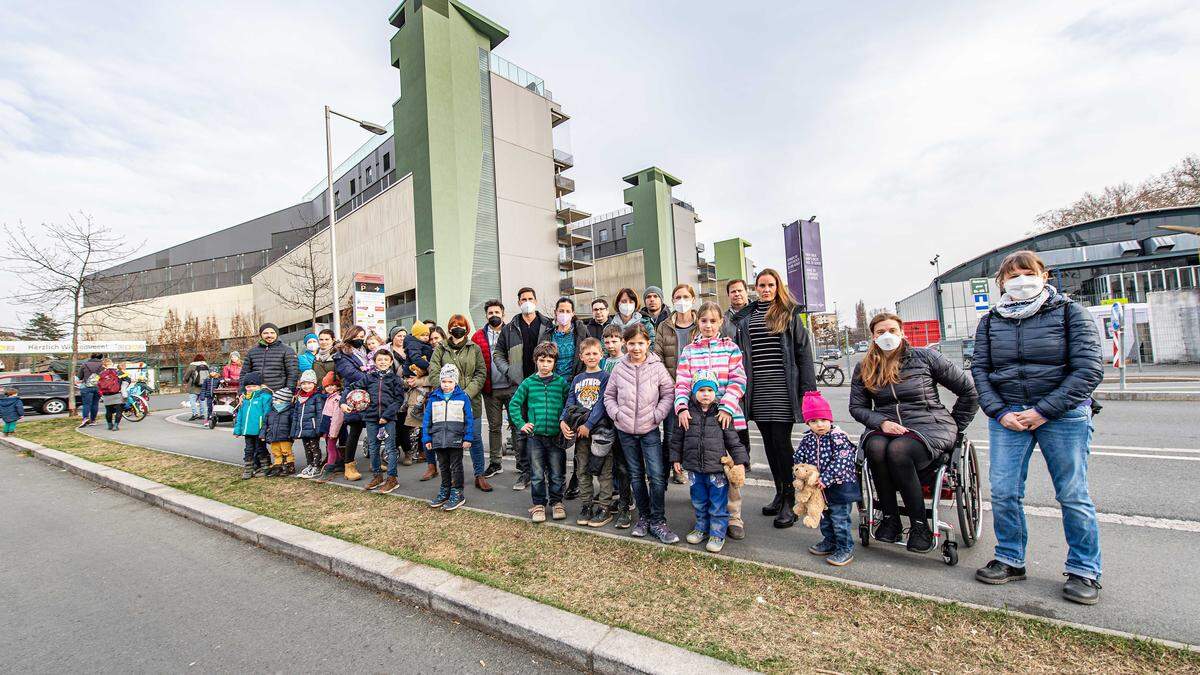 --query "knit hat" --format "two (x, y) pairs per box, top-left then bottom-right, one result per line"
(802, 391), (833, 423)
(258, 322), (279, 335)
(388, 325), (405, 341)
(240, 371), (263, 387)
(644, 286), (664, 300)
(304, 332), (318, 346)
(272, 387), (293, 405)
(691, 370), (719, 398)
(447, 314), (469, 331)
(321, 371), (340, 389)
(439, 363), (460, 385)
(298, 369), (318, 386)
(410, 321), (430, 338)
